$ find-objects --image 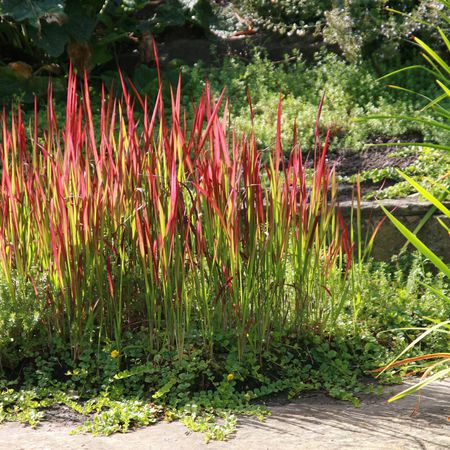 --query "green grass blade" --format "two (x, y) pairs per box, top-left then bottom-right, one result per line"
(380, 204), (450, 278)
(414, 36), (450, 74)
(398, 171), (450, 217)
(388, 367), (450, 402)
(365, 142), (450, 152)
